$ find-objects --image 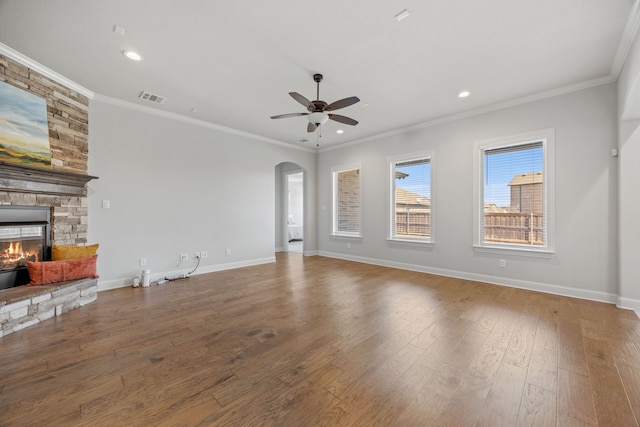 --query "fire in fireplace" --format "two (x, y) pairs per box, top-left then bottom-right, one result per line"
(0, 228), (43, 268)
(0, 206), (51, 290)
